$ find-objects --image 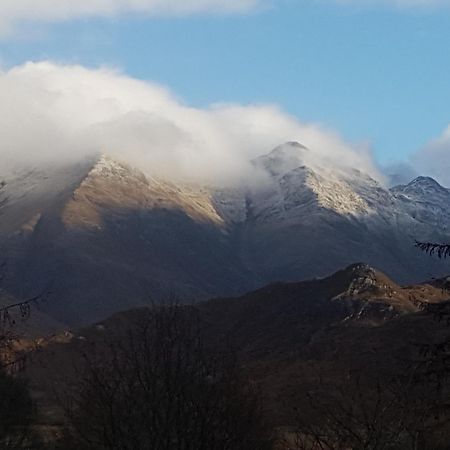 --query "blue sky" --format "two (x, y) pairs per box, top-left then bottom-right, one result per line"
(1, 0), (449, 170)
